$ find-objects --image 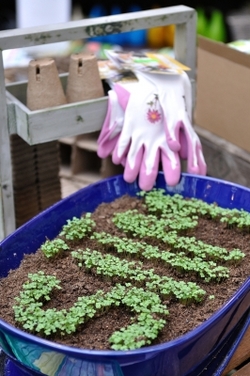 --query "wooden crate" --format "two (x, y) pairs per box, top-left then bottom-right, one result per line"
(59, 132), (124, 186)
